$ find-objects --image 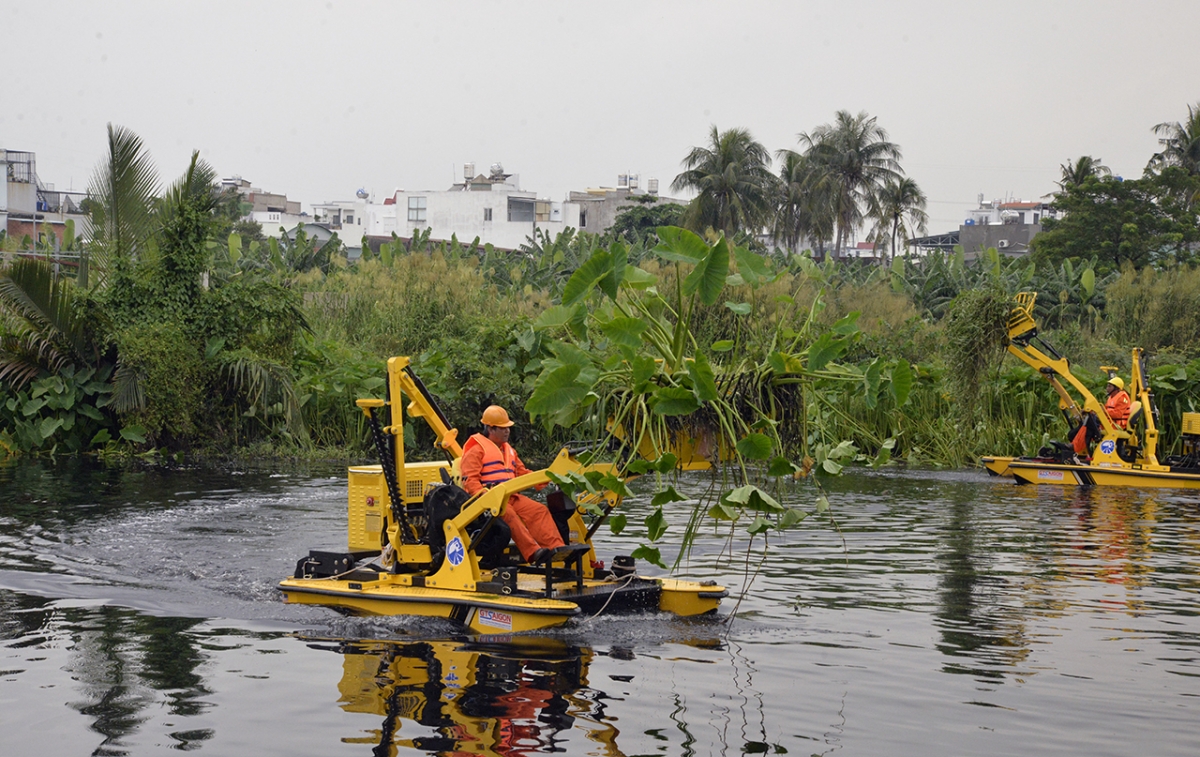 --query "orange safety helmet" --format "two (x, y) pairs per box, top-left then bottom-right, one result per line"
(480, 405), (515, 428)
